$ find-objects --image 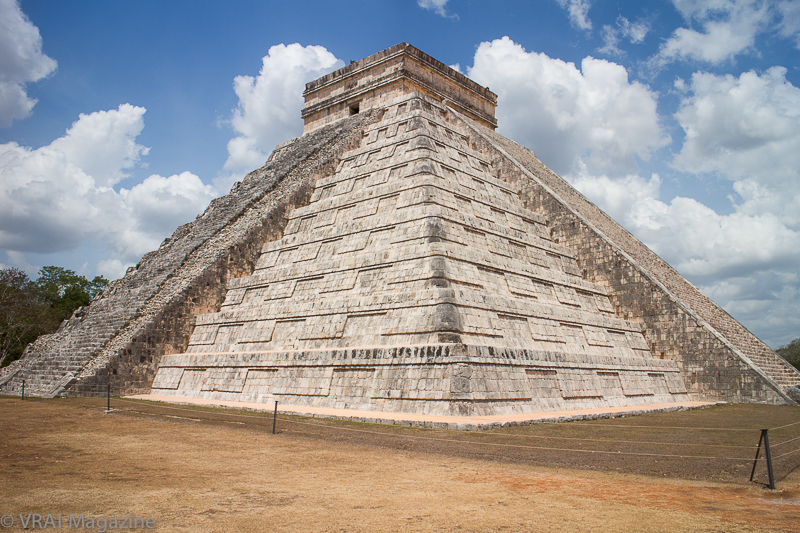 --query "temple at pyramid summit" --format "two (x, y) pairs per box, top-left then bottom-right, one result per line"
(2, 44), (798, 417)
